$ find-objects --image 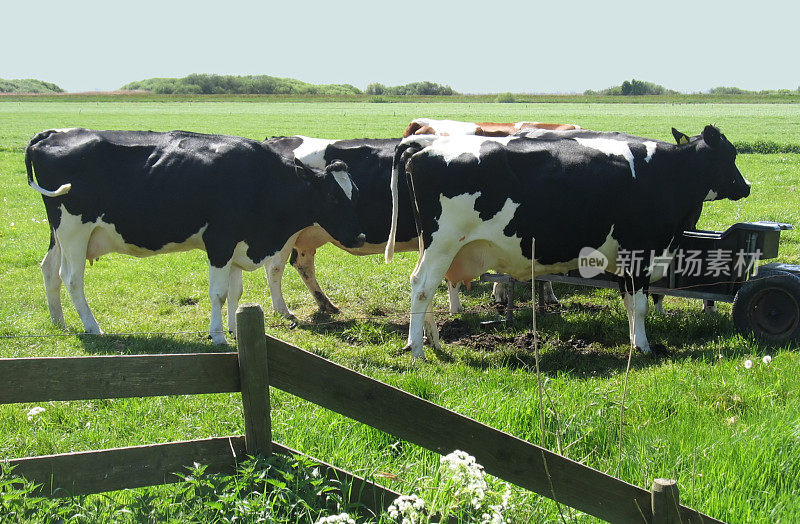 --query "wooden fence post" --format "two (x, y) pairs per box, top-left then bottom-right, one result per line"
(505, 279), (515, 327)
(651, 478), (681, 524)
(236, 303), (272, 457)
